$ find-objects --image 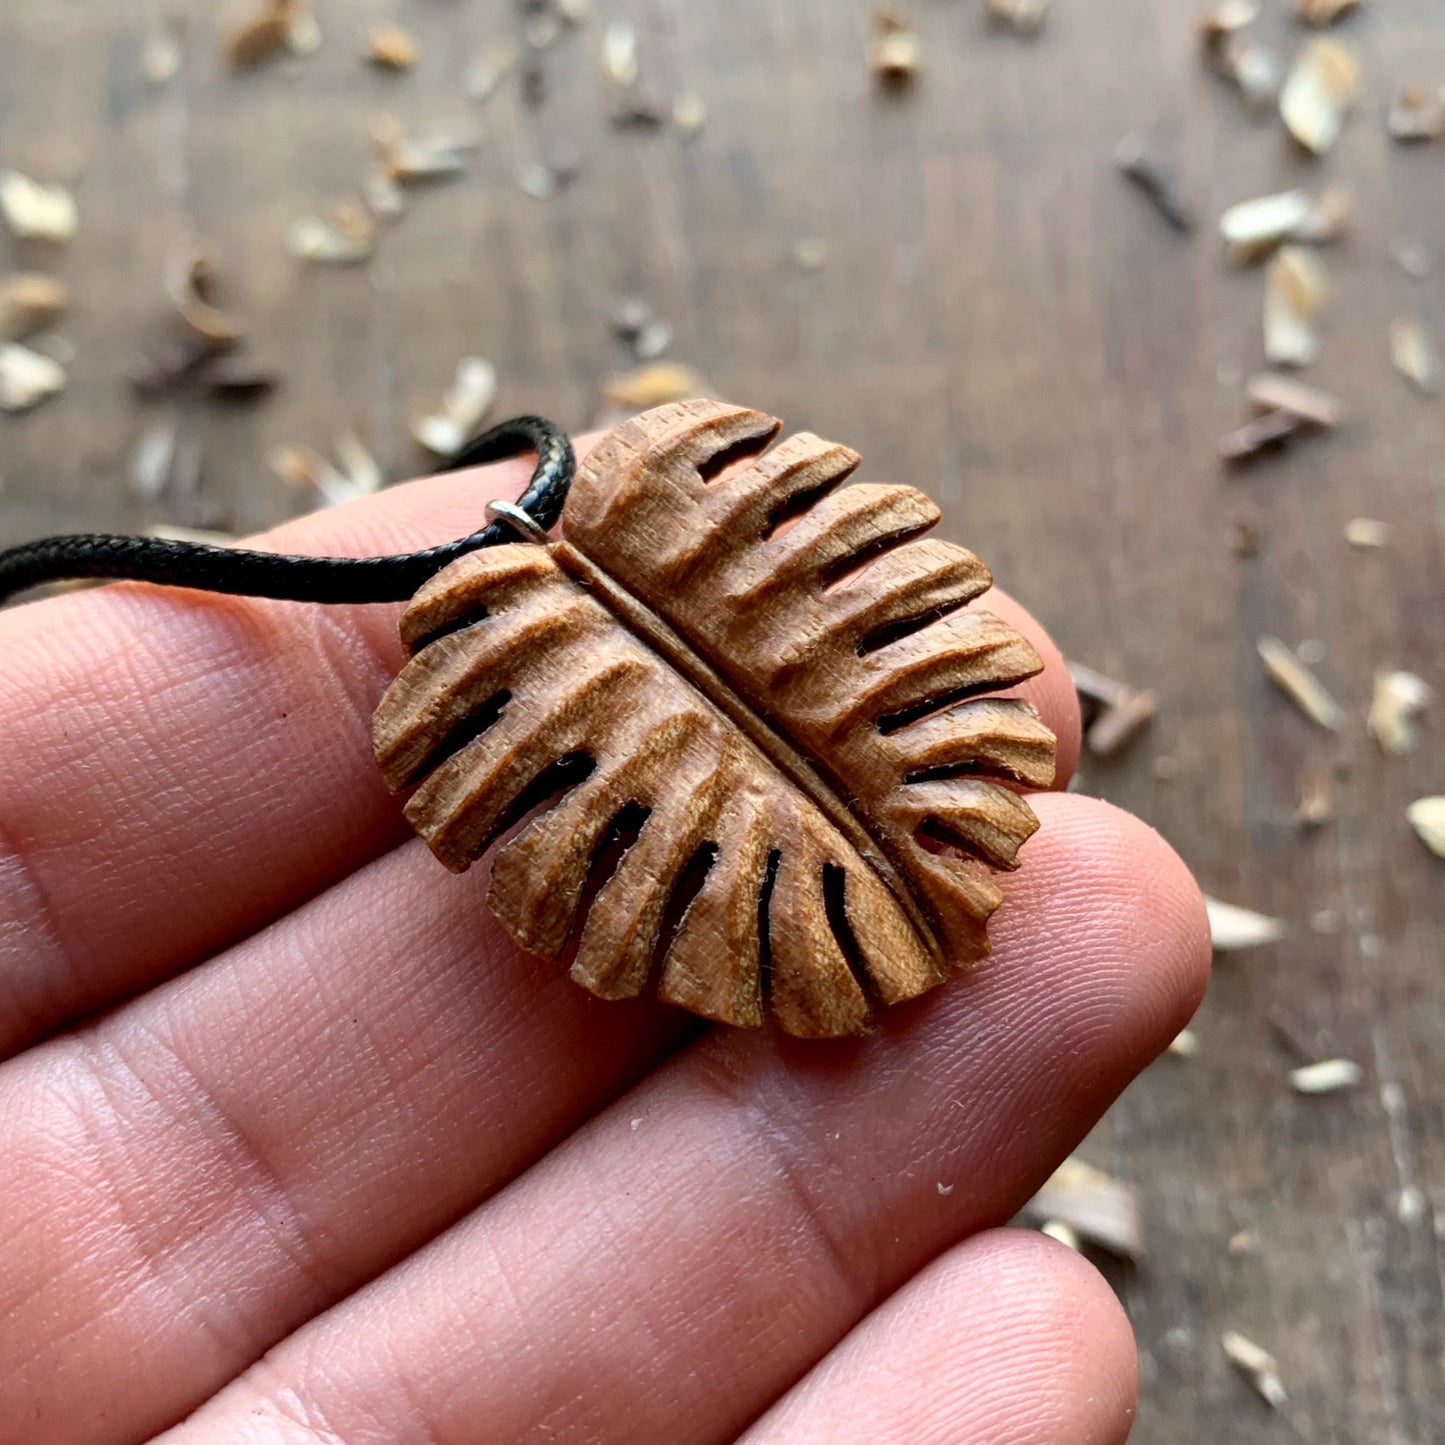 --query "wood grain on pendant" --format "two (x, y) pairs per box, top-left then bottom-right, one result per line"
(372, 400), (1057, 1038)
